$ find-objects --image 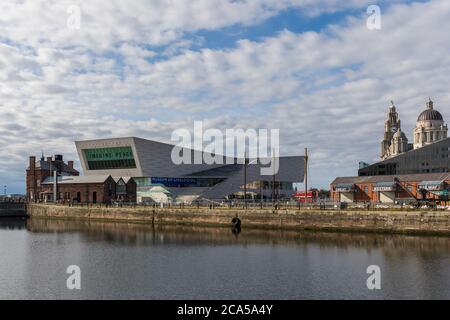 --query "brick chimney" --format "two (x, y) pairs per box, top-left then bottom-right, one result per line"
(28, 156), (36, 202)
(29, 156), (36, 172)
(68, 161), (74, 170)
